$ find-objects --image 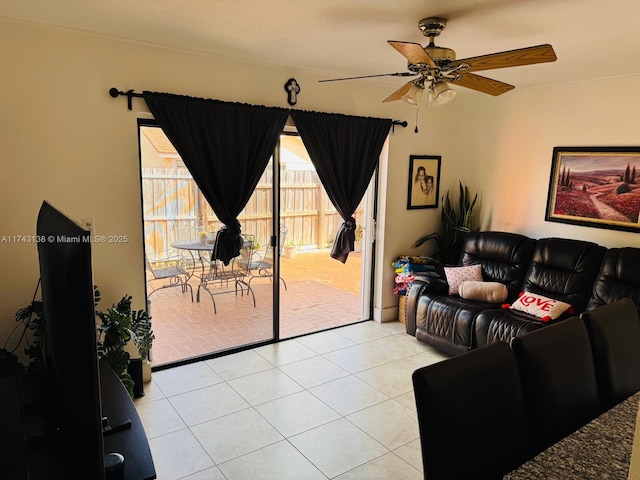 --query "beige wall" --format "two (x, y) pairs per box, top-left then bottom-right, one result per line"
(2, 18), (637, 349)
(456, 76), (640, 248)
(0, 18), (445, 346)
